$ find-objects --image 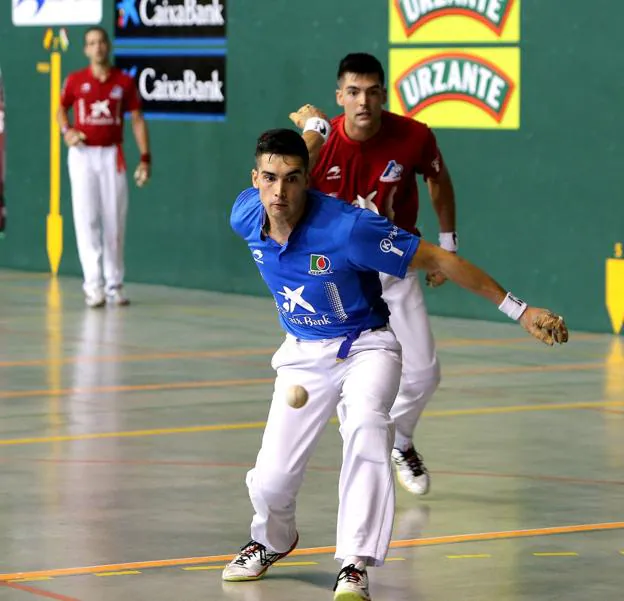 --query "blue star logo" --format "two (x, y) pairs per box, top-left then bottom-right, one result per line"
(17, 0), (47, 13)
(123, 66), (138, 79)
(116, 0), (140, 27)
